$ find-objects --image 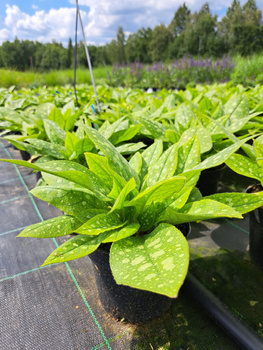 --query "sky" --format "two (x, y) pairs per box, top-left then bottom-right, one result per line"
(0, 0), (262, 46)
